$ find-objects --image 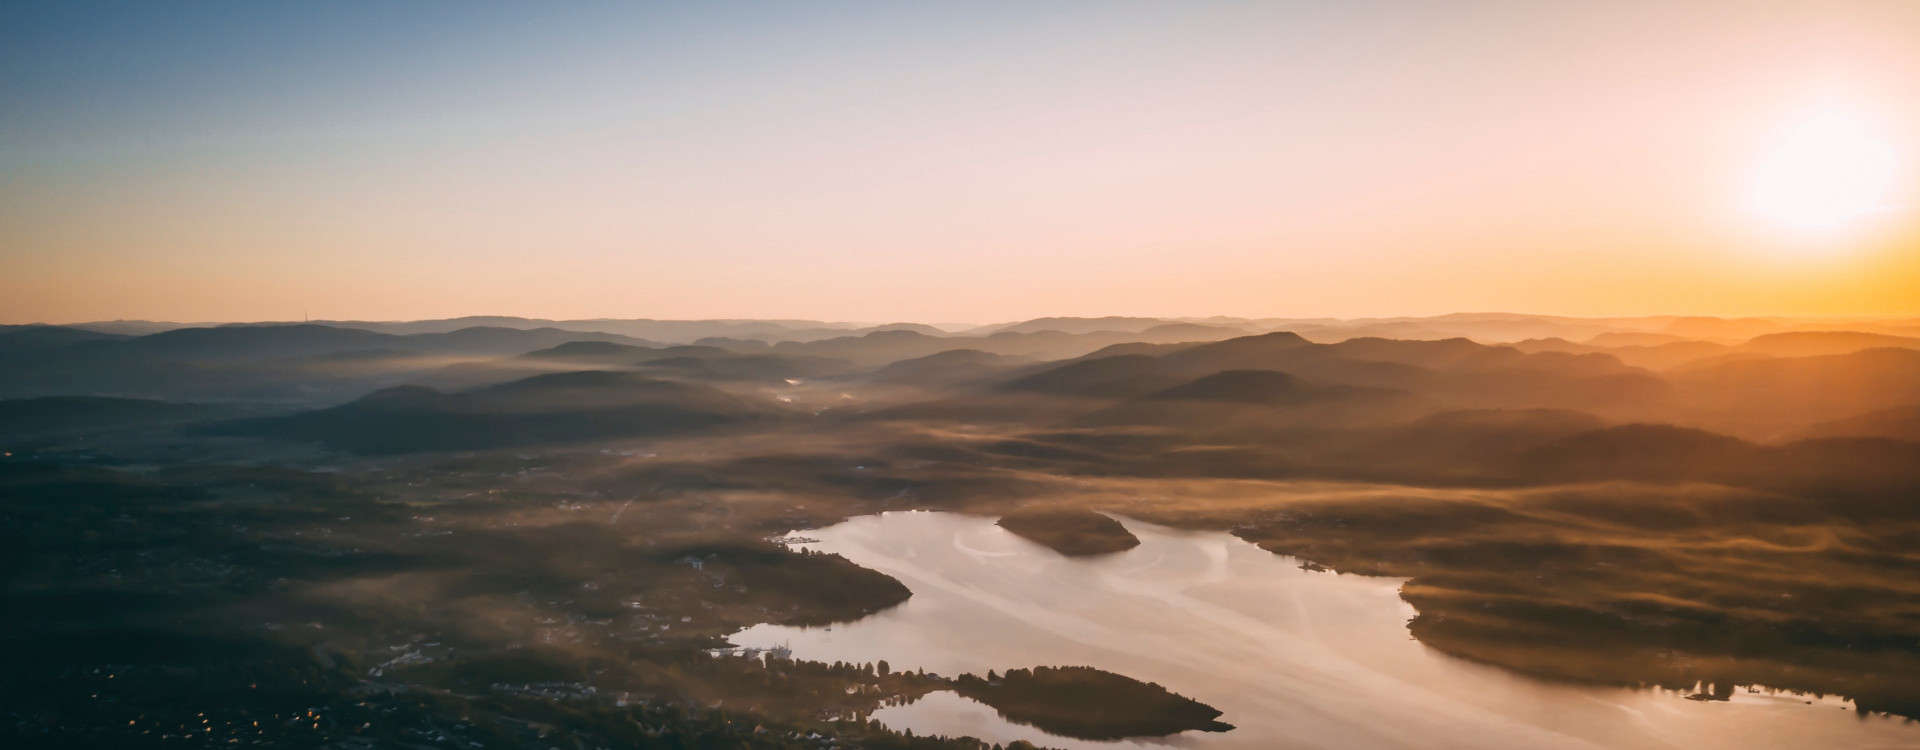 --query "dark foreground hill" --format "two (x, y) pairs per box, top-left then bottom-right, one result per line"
(222, 371), (785, 453)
